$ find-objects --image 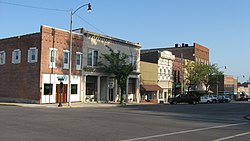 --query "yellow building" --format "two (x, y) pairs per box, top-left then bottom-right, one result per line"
(140, 61), (162, 103)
